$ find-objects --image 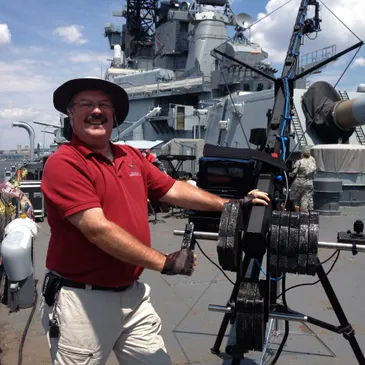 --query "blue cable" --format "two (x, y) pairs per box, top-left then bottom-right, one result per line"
(255, 259), (286, 281)
(279, 69), (292, 161)
(278, 1), (309, 161)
